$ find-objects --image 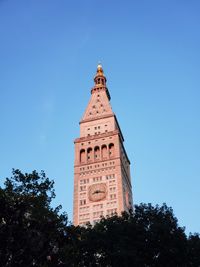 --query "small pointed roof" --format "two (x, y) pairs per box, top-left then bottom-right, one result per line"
(81, 64), (113, 122)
